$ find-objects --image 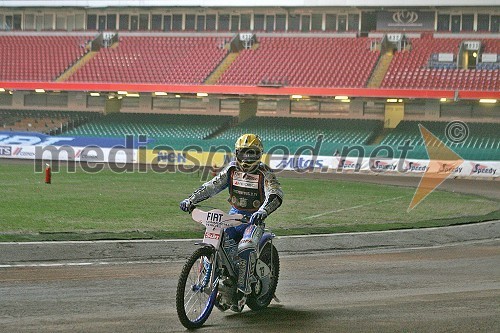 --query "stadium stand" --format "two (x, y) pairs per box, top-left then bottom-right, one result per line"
(380, 120), (500, 160)
(0, 109), (100, 134)
(0, 33), (497, 161)
(216, 36), (380, 87)
(60, 113), (383, 154)
(63, 113), (235, 147)
(215, 117), (381, 144)
(2, 33), (496, 91)
(211, 116), (383, 154)
(476, 39), (500, 70)
(381, 37), (500, 91)
(67, 36), (230, 84)
(0, 35), (93, 81)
